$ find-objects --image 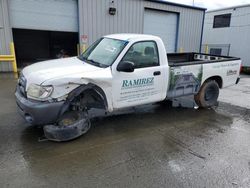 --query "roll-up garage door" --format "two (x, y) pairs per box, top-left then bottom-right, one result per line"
(9, 0), (78, 32)
(143, 9), (178, 53)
